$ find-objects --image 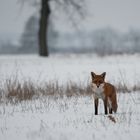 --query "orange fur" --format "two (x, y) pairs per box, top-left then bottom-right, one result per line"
(91, 72), (118, 115)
